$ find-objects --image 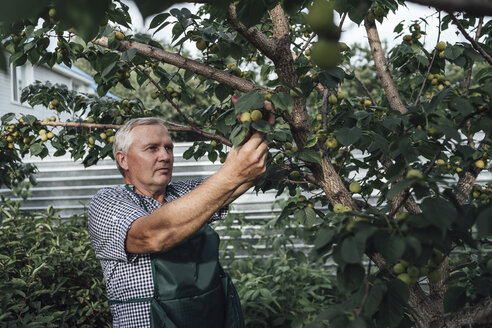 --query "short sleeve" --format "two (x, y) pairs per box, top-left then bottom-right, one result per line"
(88, 187), (148, 262)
